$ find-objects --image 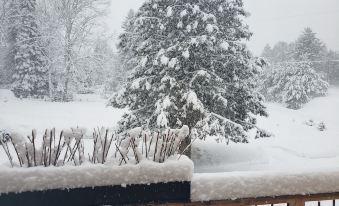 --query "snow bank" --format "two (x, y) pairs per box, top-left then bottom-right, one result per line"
(191, 168), (339, 201)
(0, 155), (193, 194)
(192, 87), (339, 173)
